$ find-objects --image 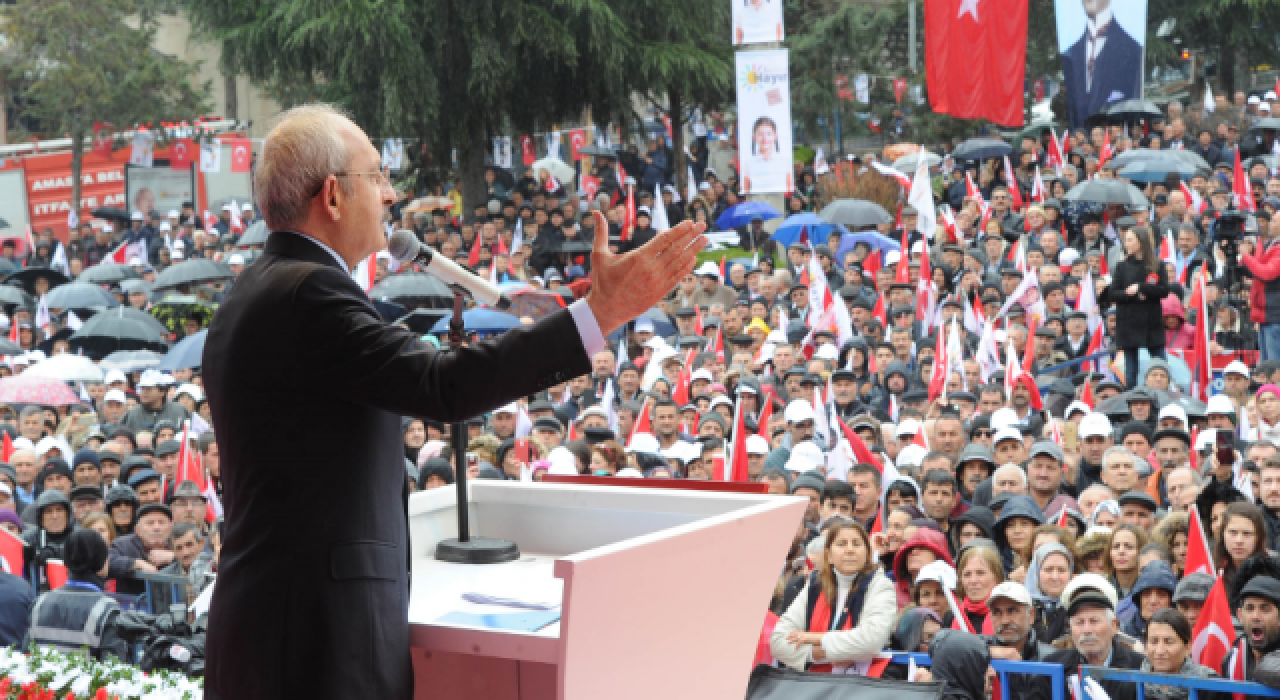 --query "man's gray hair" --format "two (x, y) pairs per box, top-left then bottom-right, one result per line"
(255, 103), (355, 231)
(993, 463), (1027, 487)
(1062, 164), (1078, 179)
(1101, 445), (1139, 469)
